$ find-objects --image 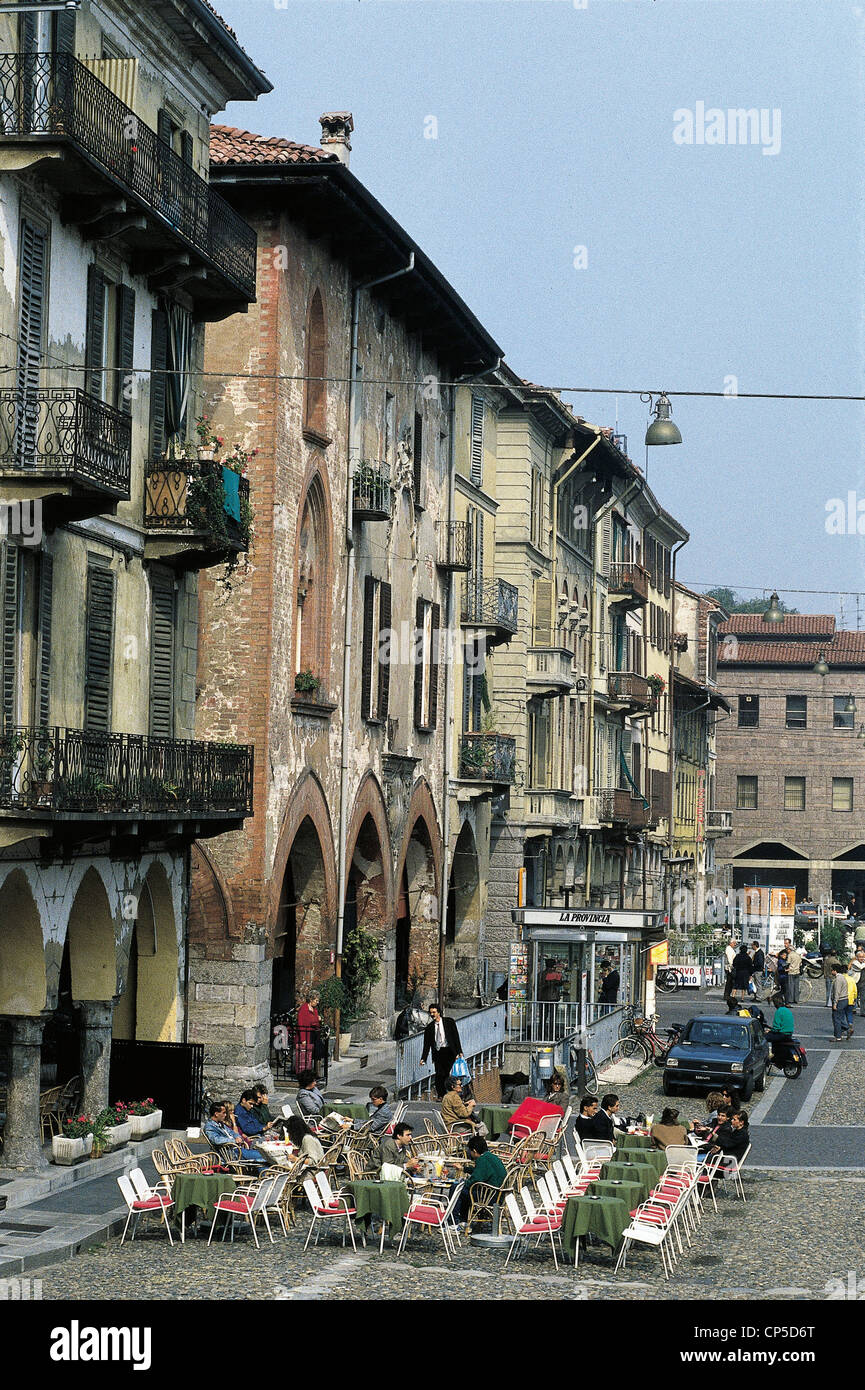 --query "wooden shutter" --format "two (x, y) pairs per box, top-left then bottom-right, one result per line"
(37, 552), (52, 729)
(2, 545), (19, 729)
(534, 577), (553, 645)
(663, 547), (671, 598)
(180, 130), (194, 167)
(84, 561), (115, 733)
(378, 581), (391, 719)
(17, 220), (47, 458)
(116, 284), (135, 416)
(19, 7), (35, 53)
(84, 265), (106, 400)
(149, 569), (175, 738)
(535, 708), (549, 789)
(462, 640), (472, 733)
(360, 575), (375, 720)
(413, 597), (424, 728)
(157, 108), (173, 149)
(54, 6), (76, 52)
(470, 395), (484, 486)
(149, 306), (169, 460)
(429, 602), (440, 728)
(601, 512), (612, 573)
